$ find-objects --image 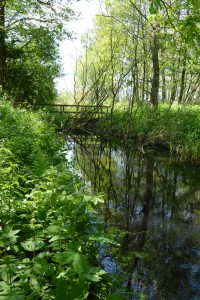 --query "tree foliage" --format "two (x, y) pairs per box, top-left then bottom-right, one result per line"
(0, 0), (76, 105)
(75, 0), (200, 108)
